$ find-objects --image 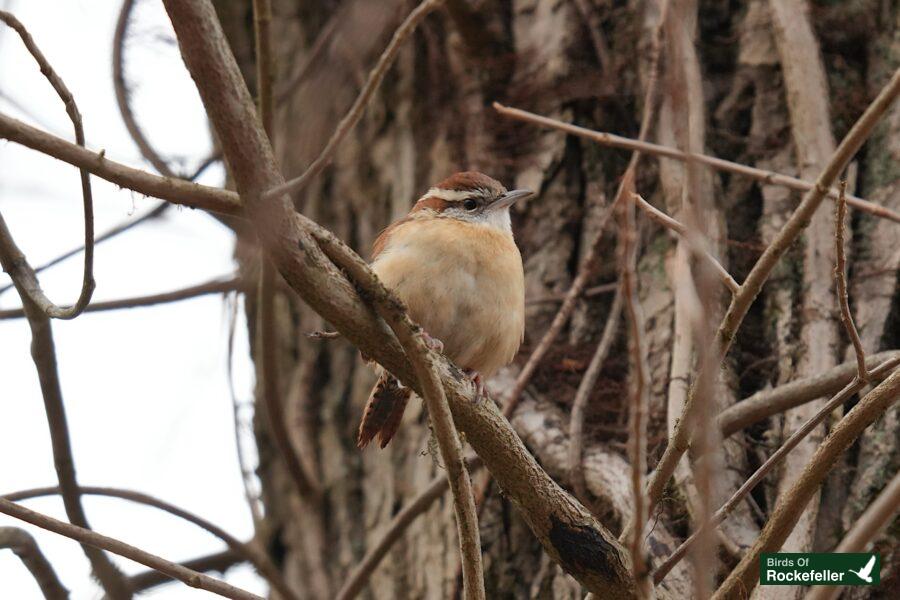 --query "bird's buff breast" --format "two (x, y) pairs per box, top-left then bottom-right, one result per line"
(371, 217), (525, 377)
